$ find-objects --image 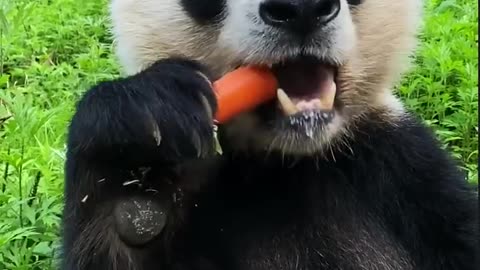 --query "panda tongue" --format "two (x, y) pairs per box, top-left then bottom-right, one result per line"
(273, 62), (336, 115)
